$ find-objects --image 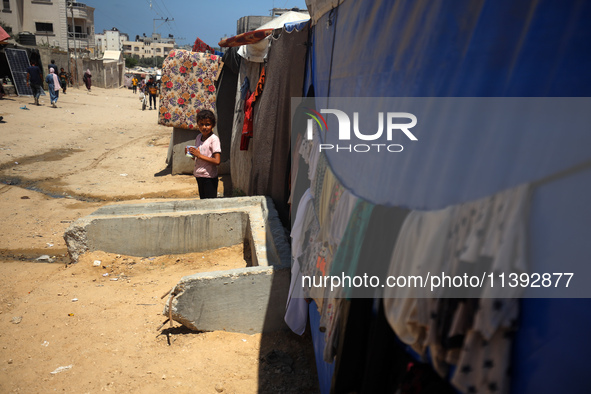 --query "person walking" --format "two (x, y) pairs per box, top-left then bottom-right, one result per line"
(146, 76), (158, 110)
(48, 60), (58, 74)
(26, 61), (43, 106)
(83, 69), (92, 92)
(45, 69), (61, 108)
(59, 68), (68, 94)
(132, 75), (138, 94)
(139, 78), (146, 94)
